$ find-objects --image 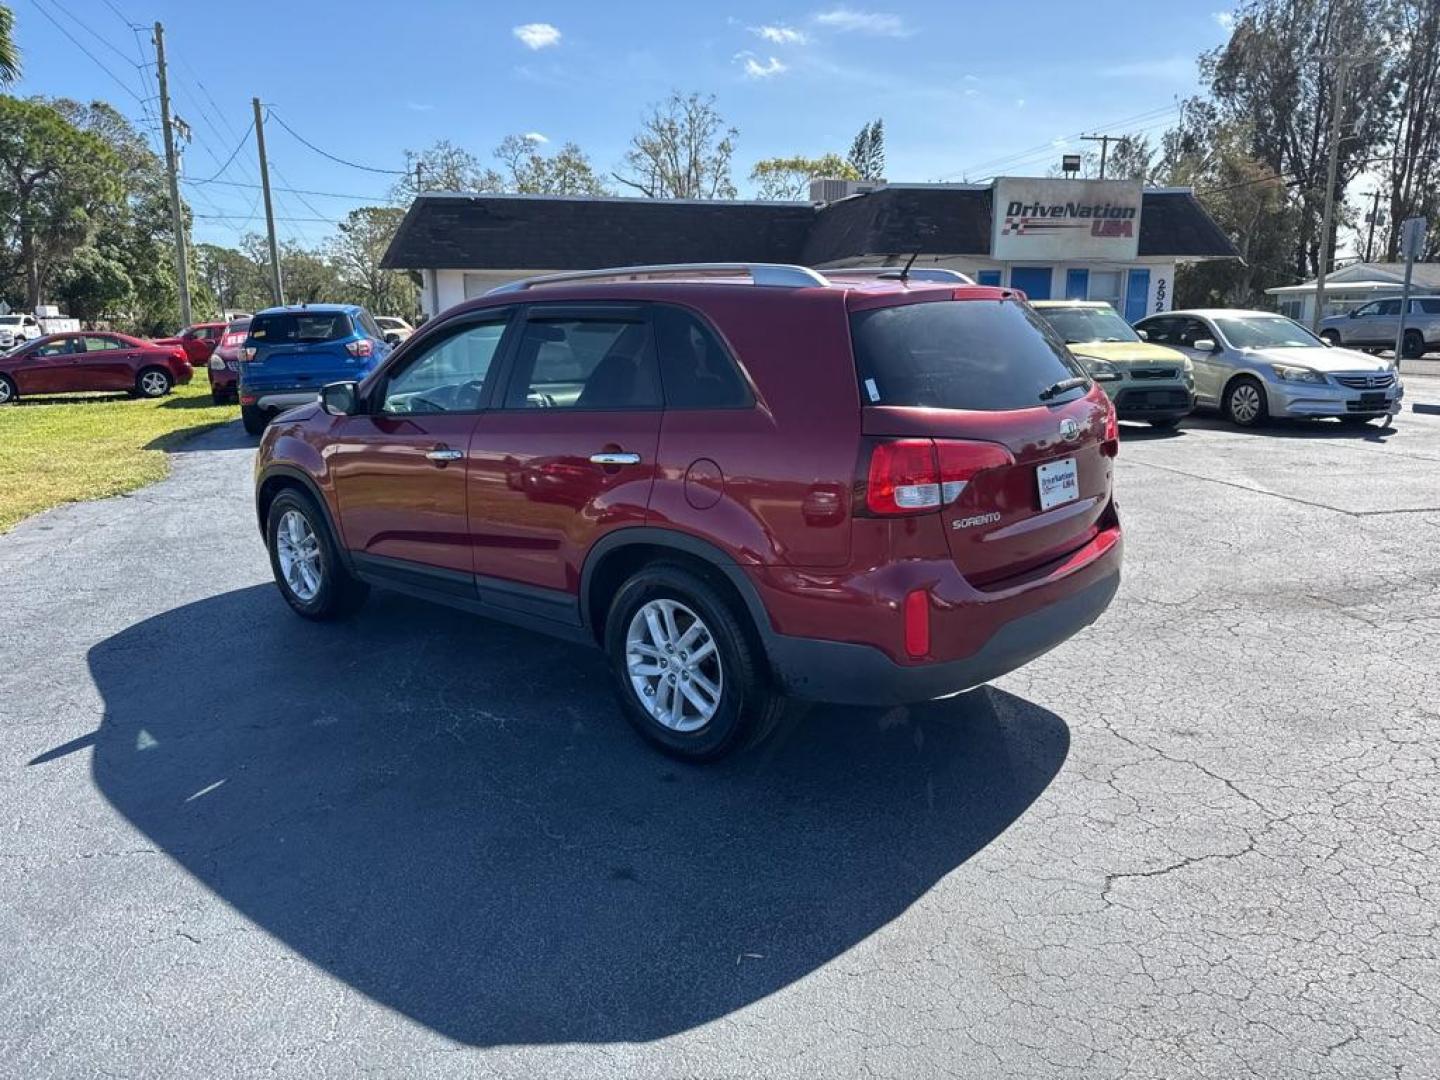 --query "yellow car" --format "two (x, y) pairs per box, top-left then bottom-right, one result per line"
(1032, 300), (1195, 428)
